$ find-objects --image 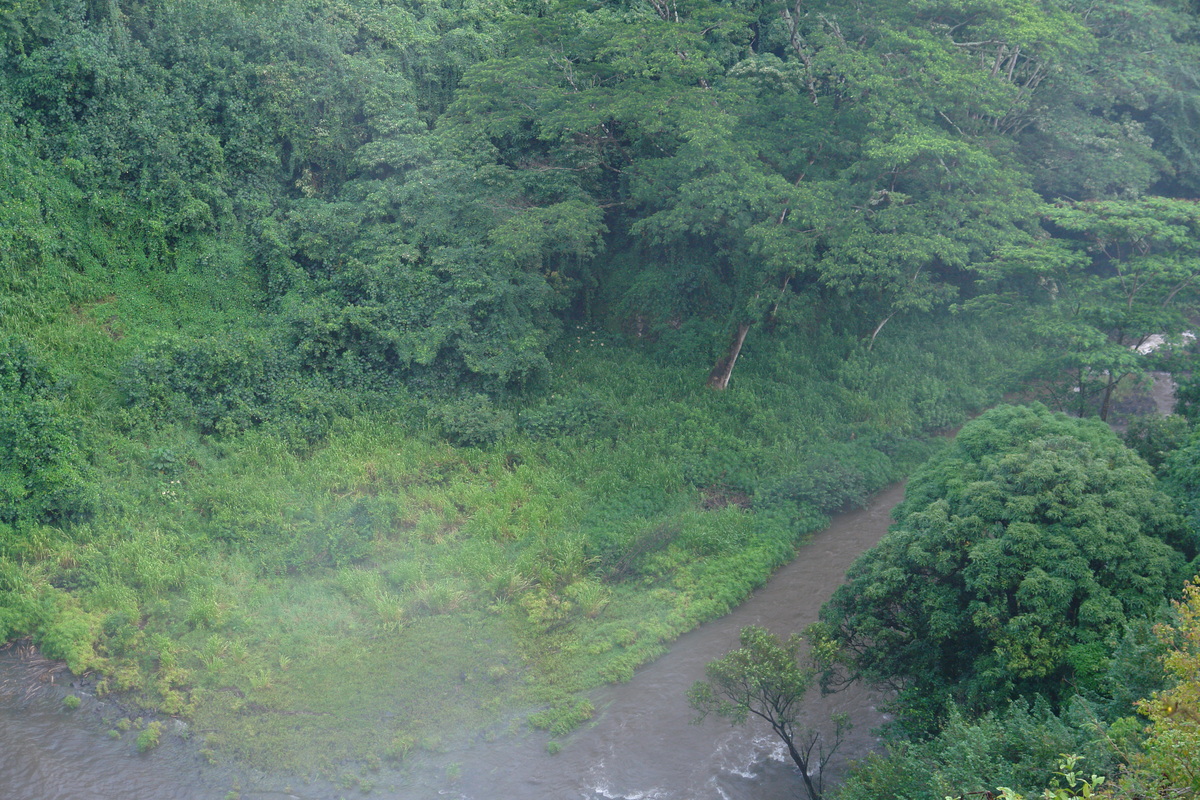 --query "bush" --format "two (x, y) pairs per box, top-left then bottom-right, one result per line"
(34, 596), (101, 674)
(136, 721), (163, 753)
(756, 445), (894, 514)
(119, 333), (360, 442)
(836, 700), (1118, 800)
(429, 394), (514, 447)
(119, 336), (274, 435)
(0, 339), (92, 526)
(0, 558), (38, 641)
(528, 699), (594, 736)
(518, 390), (616, 439)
